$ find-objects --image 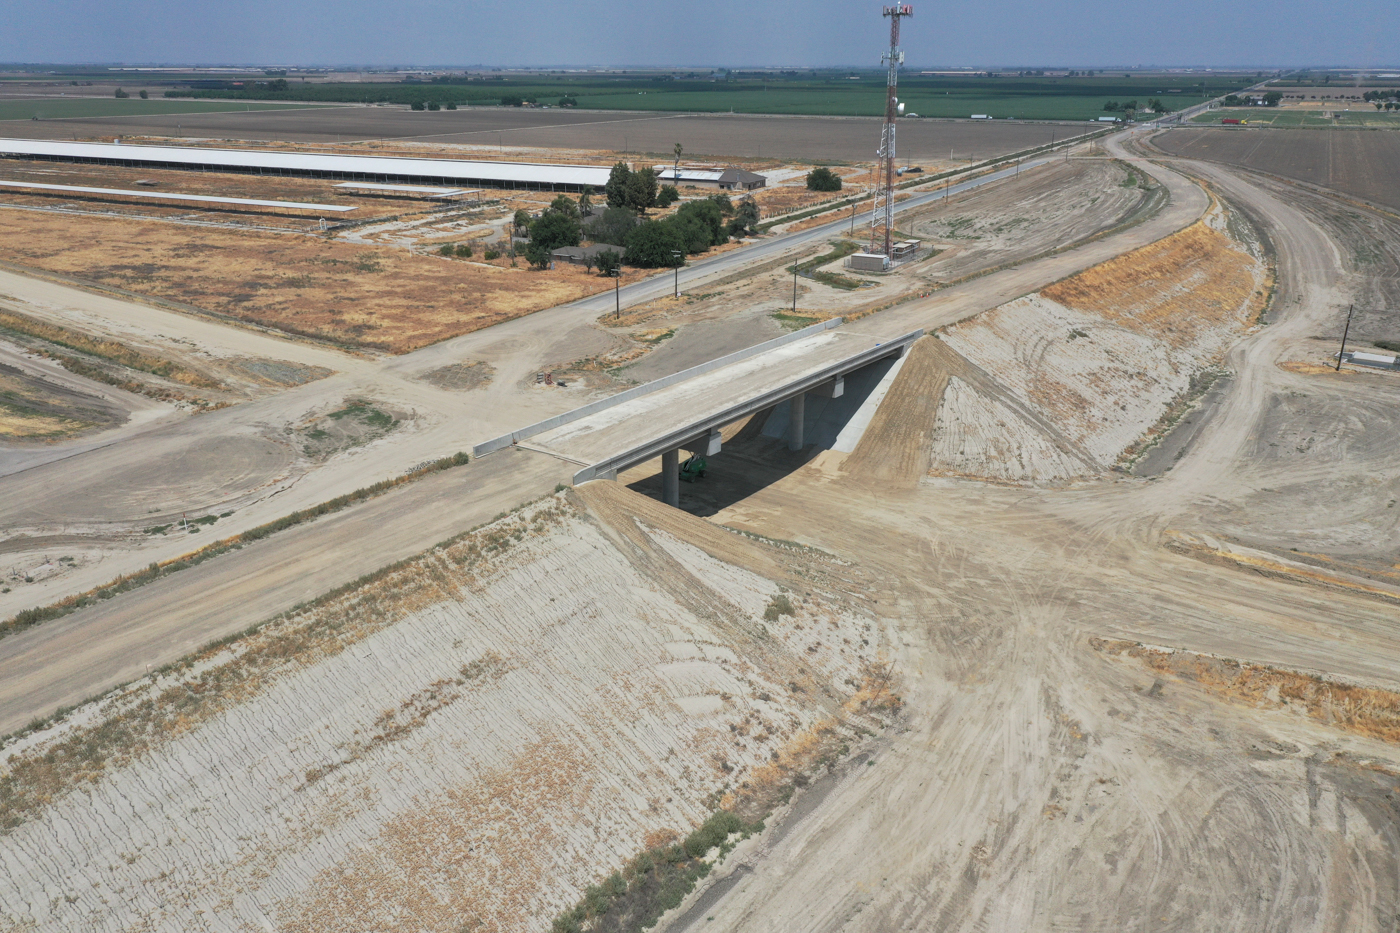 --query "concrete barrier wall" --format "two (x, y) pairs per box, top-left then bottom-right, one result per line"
(472, 317), (844, 457)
